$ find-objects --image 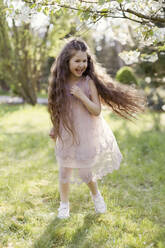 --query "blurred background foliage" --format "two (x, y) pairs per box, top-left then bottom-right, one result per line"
(0, 0), (165, 112)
